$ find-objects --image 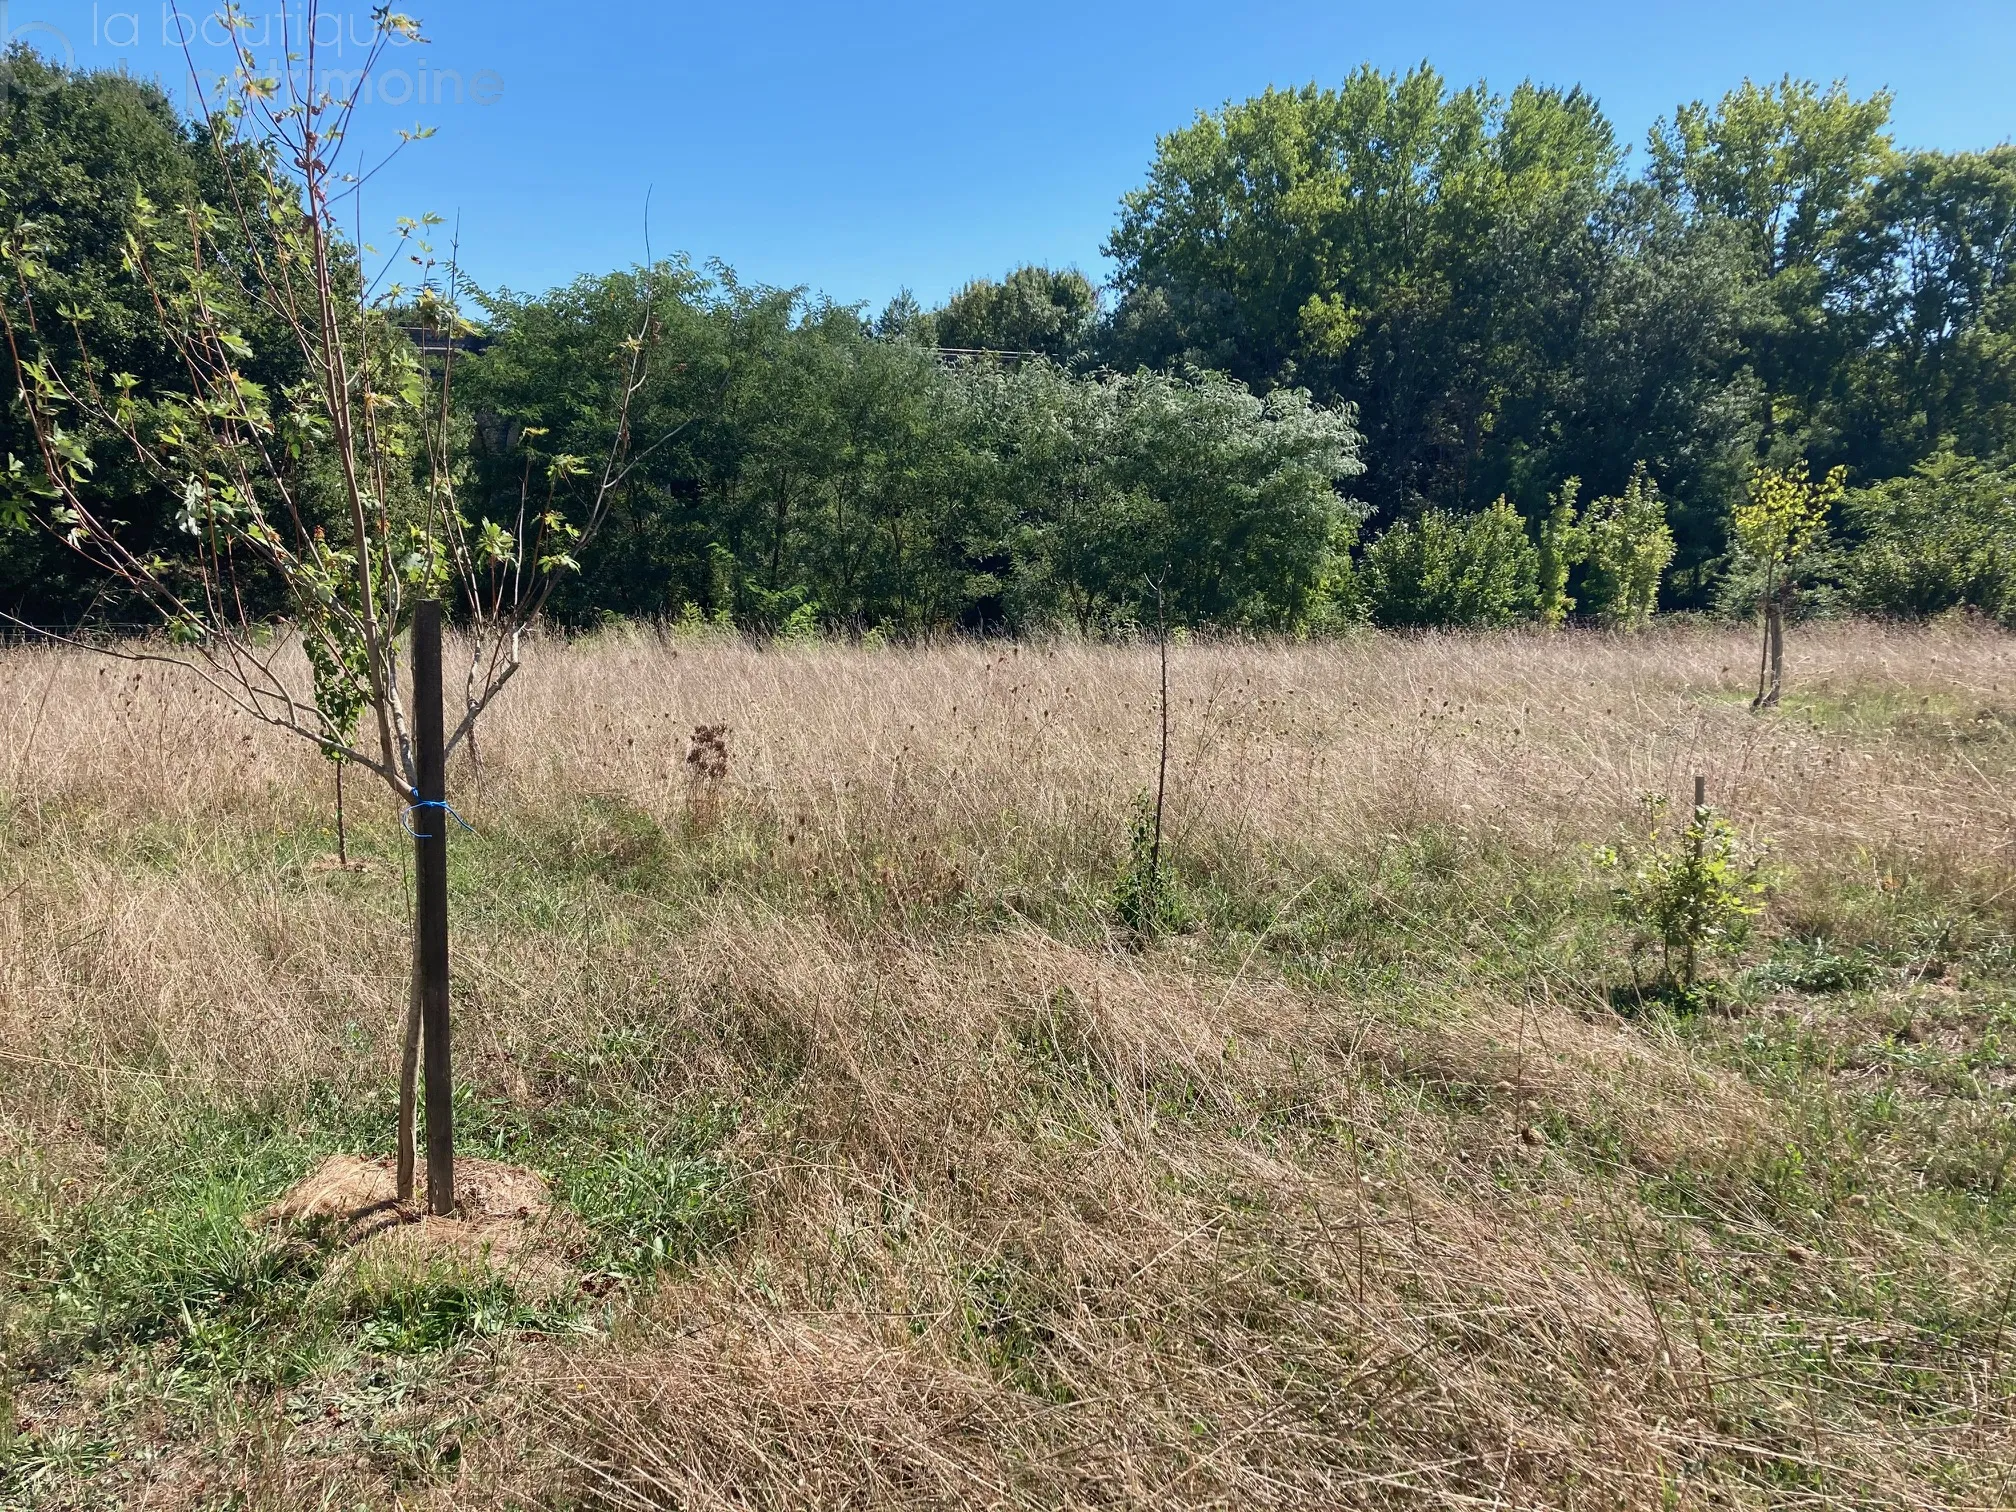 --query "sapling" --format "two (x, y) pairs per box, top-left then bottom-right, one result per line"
(1113, 576), (1174, 937)
(1597, 776), (1769, 1002)
(1535, 478), (1586, 630)
(0, 3), (675, 1212)
(1735, 461), (1844, 709)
